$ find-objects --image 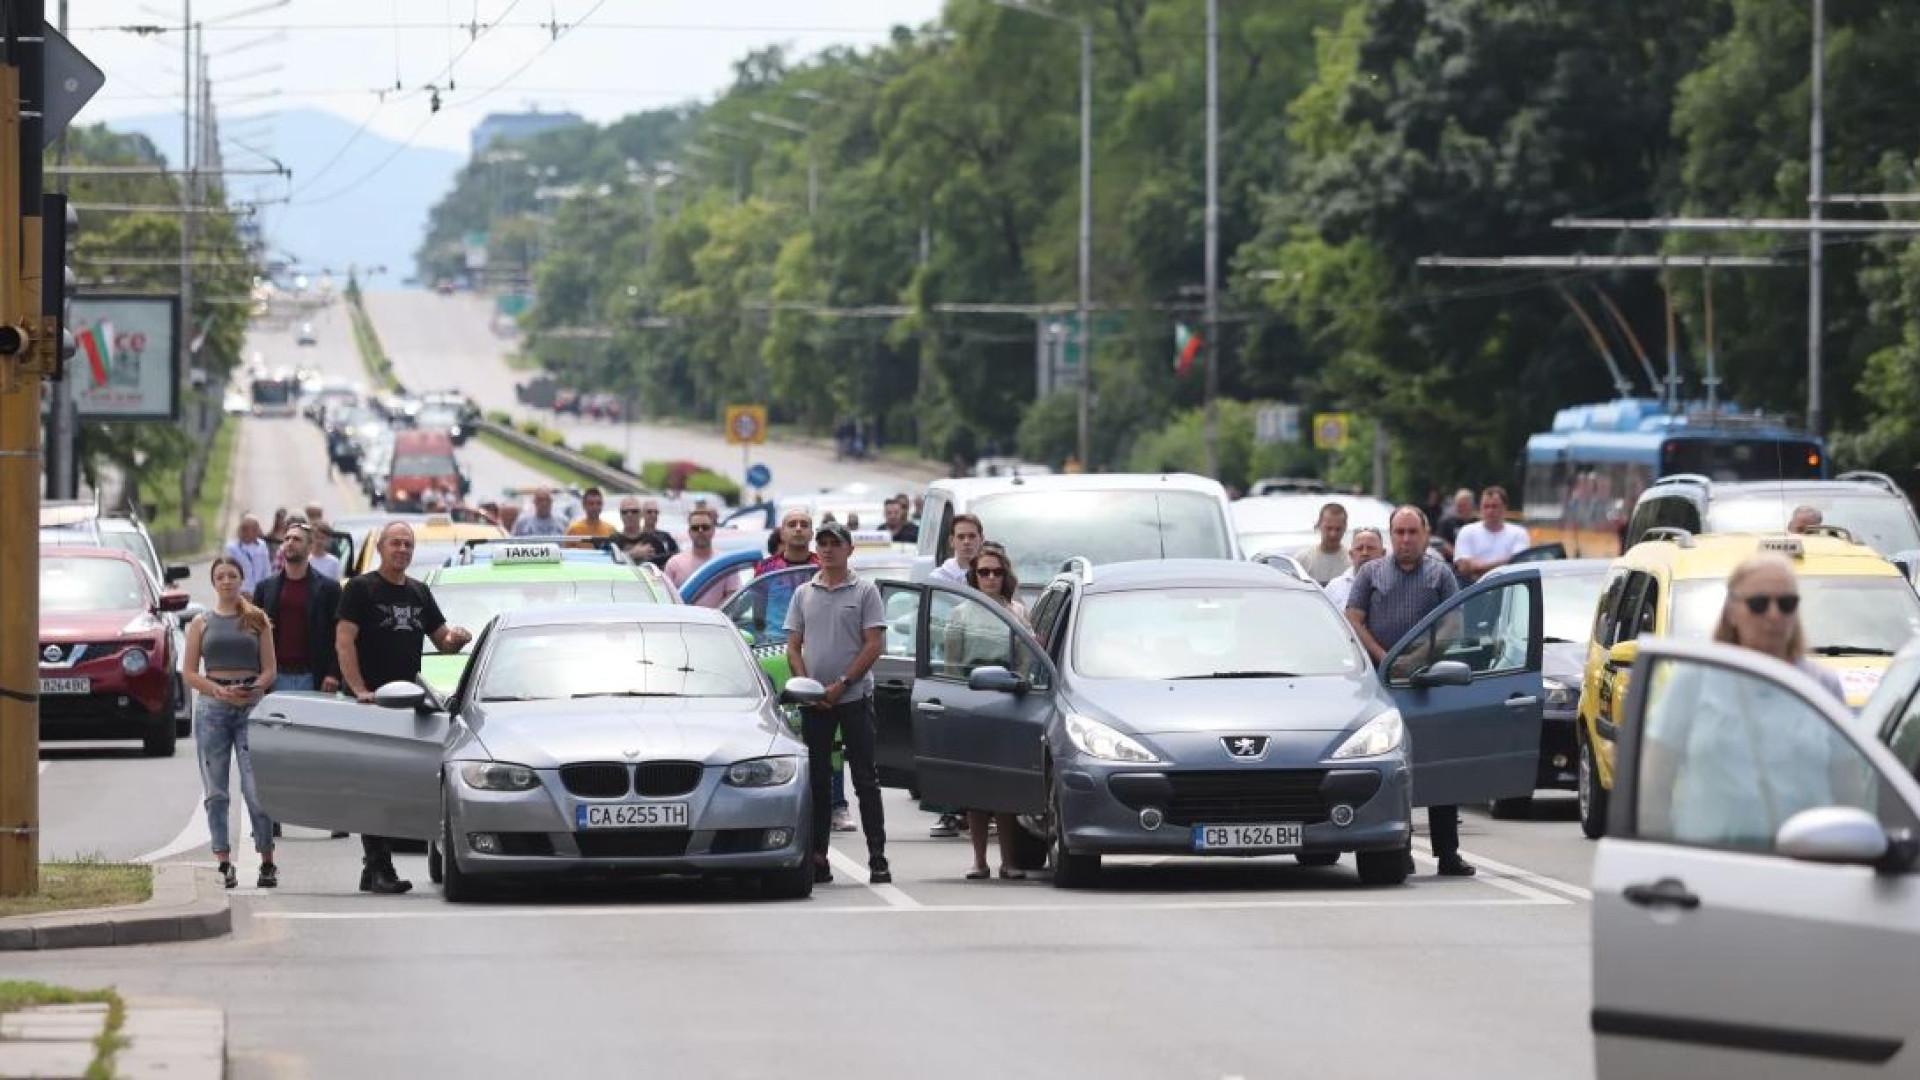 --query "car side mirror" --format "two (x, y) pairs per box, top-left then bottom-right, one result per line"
(781, 677), (827, 706)
(1607, 640), (1638, 669)
(165, 565), (191, 584)
(157, 590), (190, 613)
(967, 665), (1029, 695)
(372, 681), (430, 712)
(1776, 807), (1892, 868)
(1407, 660), (1473, 689)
